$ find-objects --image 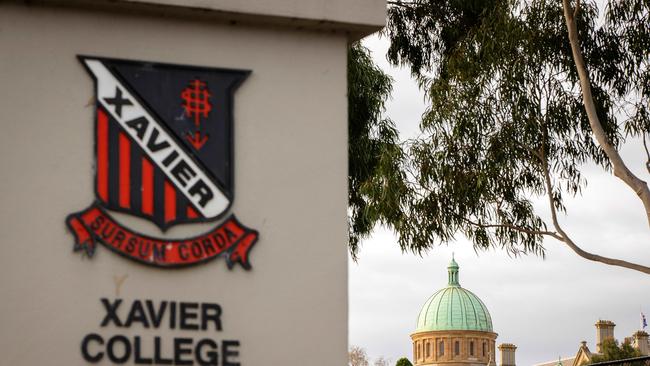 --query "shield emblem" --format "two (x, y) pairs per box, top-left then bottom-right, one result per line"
(79, 56), (249, 230)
